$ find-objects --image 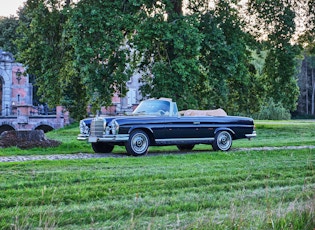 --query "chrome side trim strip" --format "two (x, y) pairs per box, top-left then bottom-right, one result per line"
(155, 137), (215, 143)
